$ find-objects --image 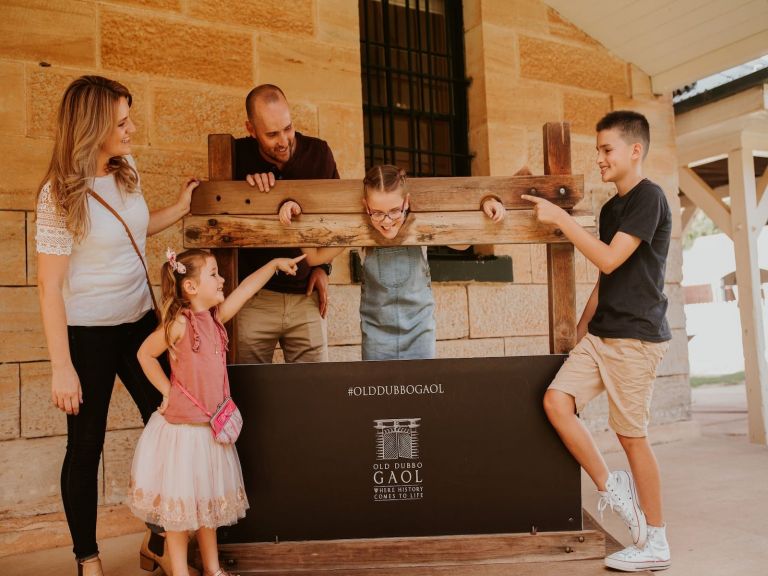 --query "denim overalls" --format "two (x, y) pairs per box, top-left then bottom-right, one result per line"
(359, 246), (436, 360)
